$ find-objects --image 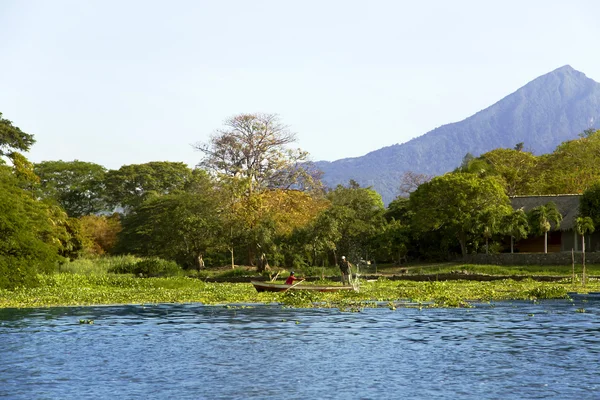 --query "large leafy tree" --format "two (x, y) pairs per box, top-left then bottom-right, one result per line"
(0, 166), (63, 288)
(527, 202), (562, 253)
(0, 112), (35, 159)
(535, 131), (600, 194)
(479, 149), (539, 196)
(34, 160), (108, 217)
(324, 181), (386, 262)
(116, 191), (225, 269)
(104, 161), (197, 212)
(409, 173), (512, 257)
